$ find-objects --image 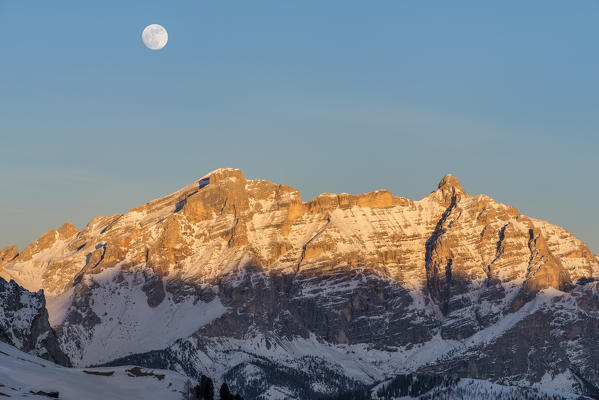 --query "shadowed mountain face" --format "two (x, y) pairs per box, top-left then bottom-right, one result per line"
(1, 168), (598, 399)
(0, 277), (70, 366)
